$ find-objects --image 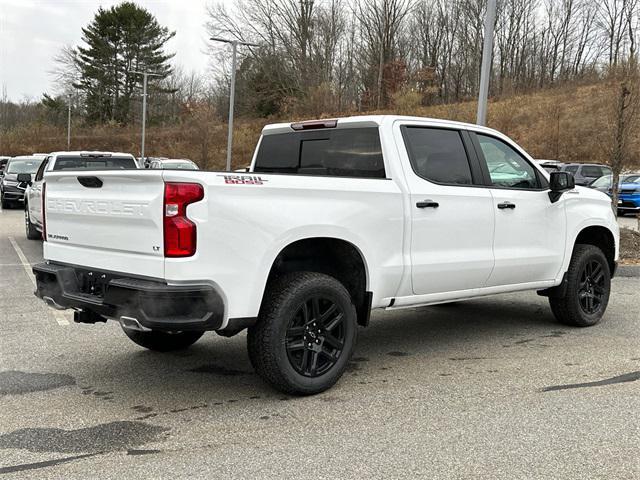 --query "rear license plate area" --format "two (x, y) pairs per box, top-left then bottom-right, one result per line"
(76, 270), (111, 298)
